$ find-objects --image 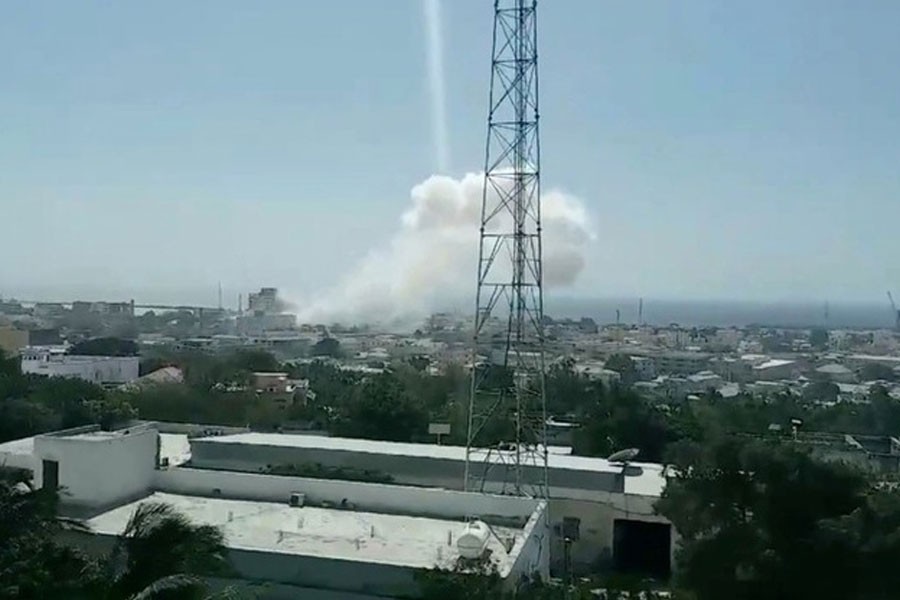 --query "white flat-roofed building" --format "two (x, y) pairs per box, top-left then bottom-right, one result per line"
(752, 358), (797, 381)
(21, 349), (139, 384)
(845, 354), (900, 370)
(189, 432), (673, 577)
(10, 423), (549, 599)
(86, 491), (544, 598)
